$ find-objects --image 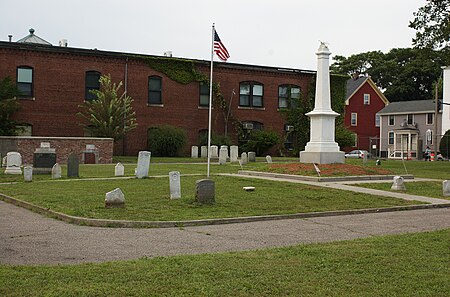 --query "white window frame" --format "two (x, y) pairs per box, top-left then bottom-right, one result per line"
(363, 93), (370, 105)
(406, 114), (414, 125)
(388, 131), (394, 145)
(426, 113), (434, 125)
(388, 115), (395, 126)
(351, 113), (357, 126)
